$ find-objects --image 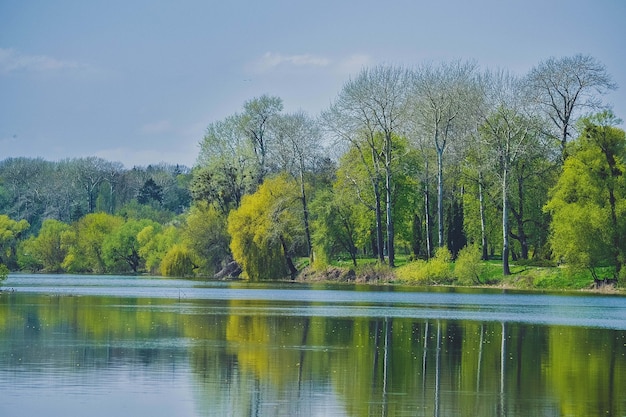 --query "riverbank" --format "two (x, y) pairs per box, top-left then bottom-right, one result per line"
(296, 261), (624, 294)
